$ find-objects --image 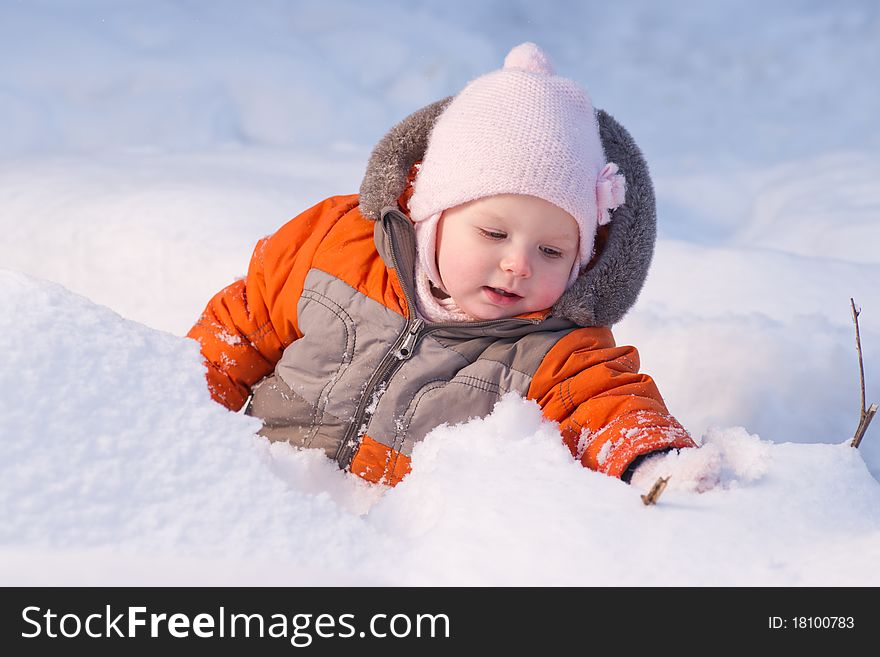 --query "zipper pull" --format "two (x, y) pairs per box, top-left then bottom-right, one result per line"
(394, 318), (424, 360)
